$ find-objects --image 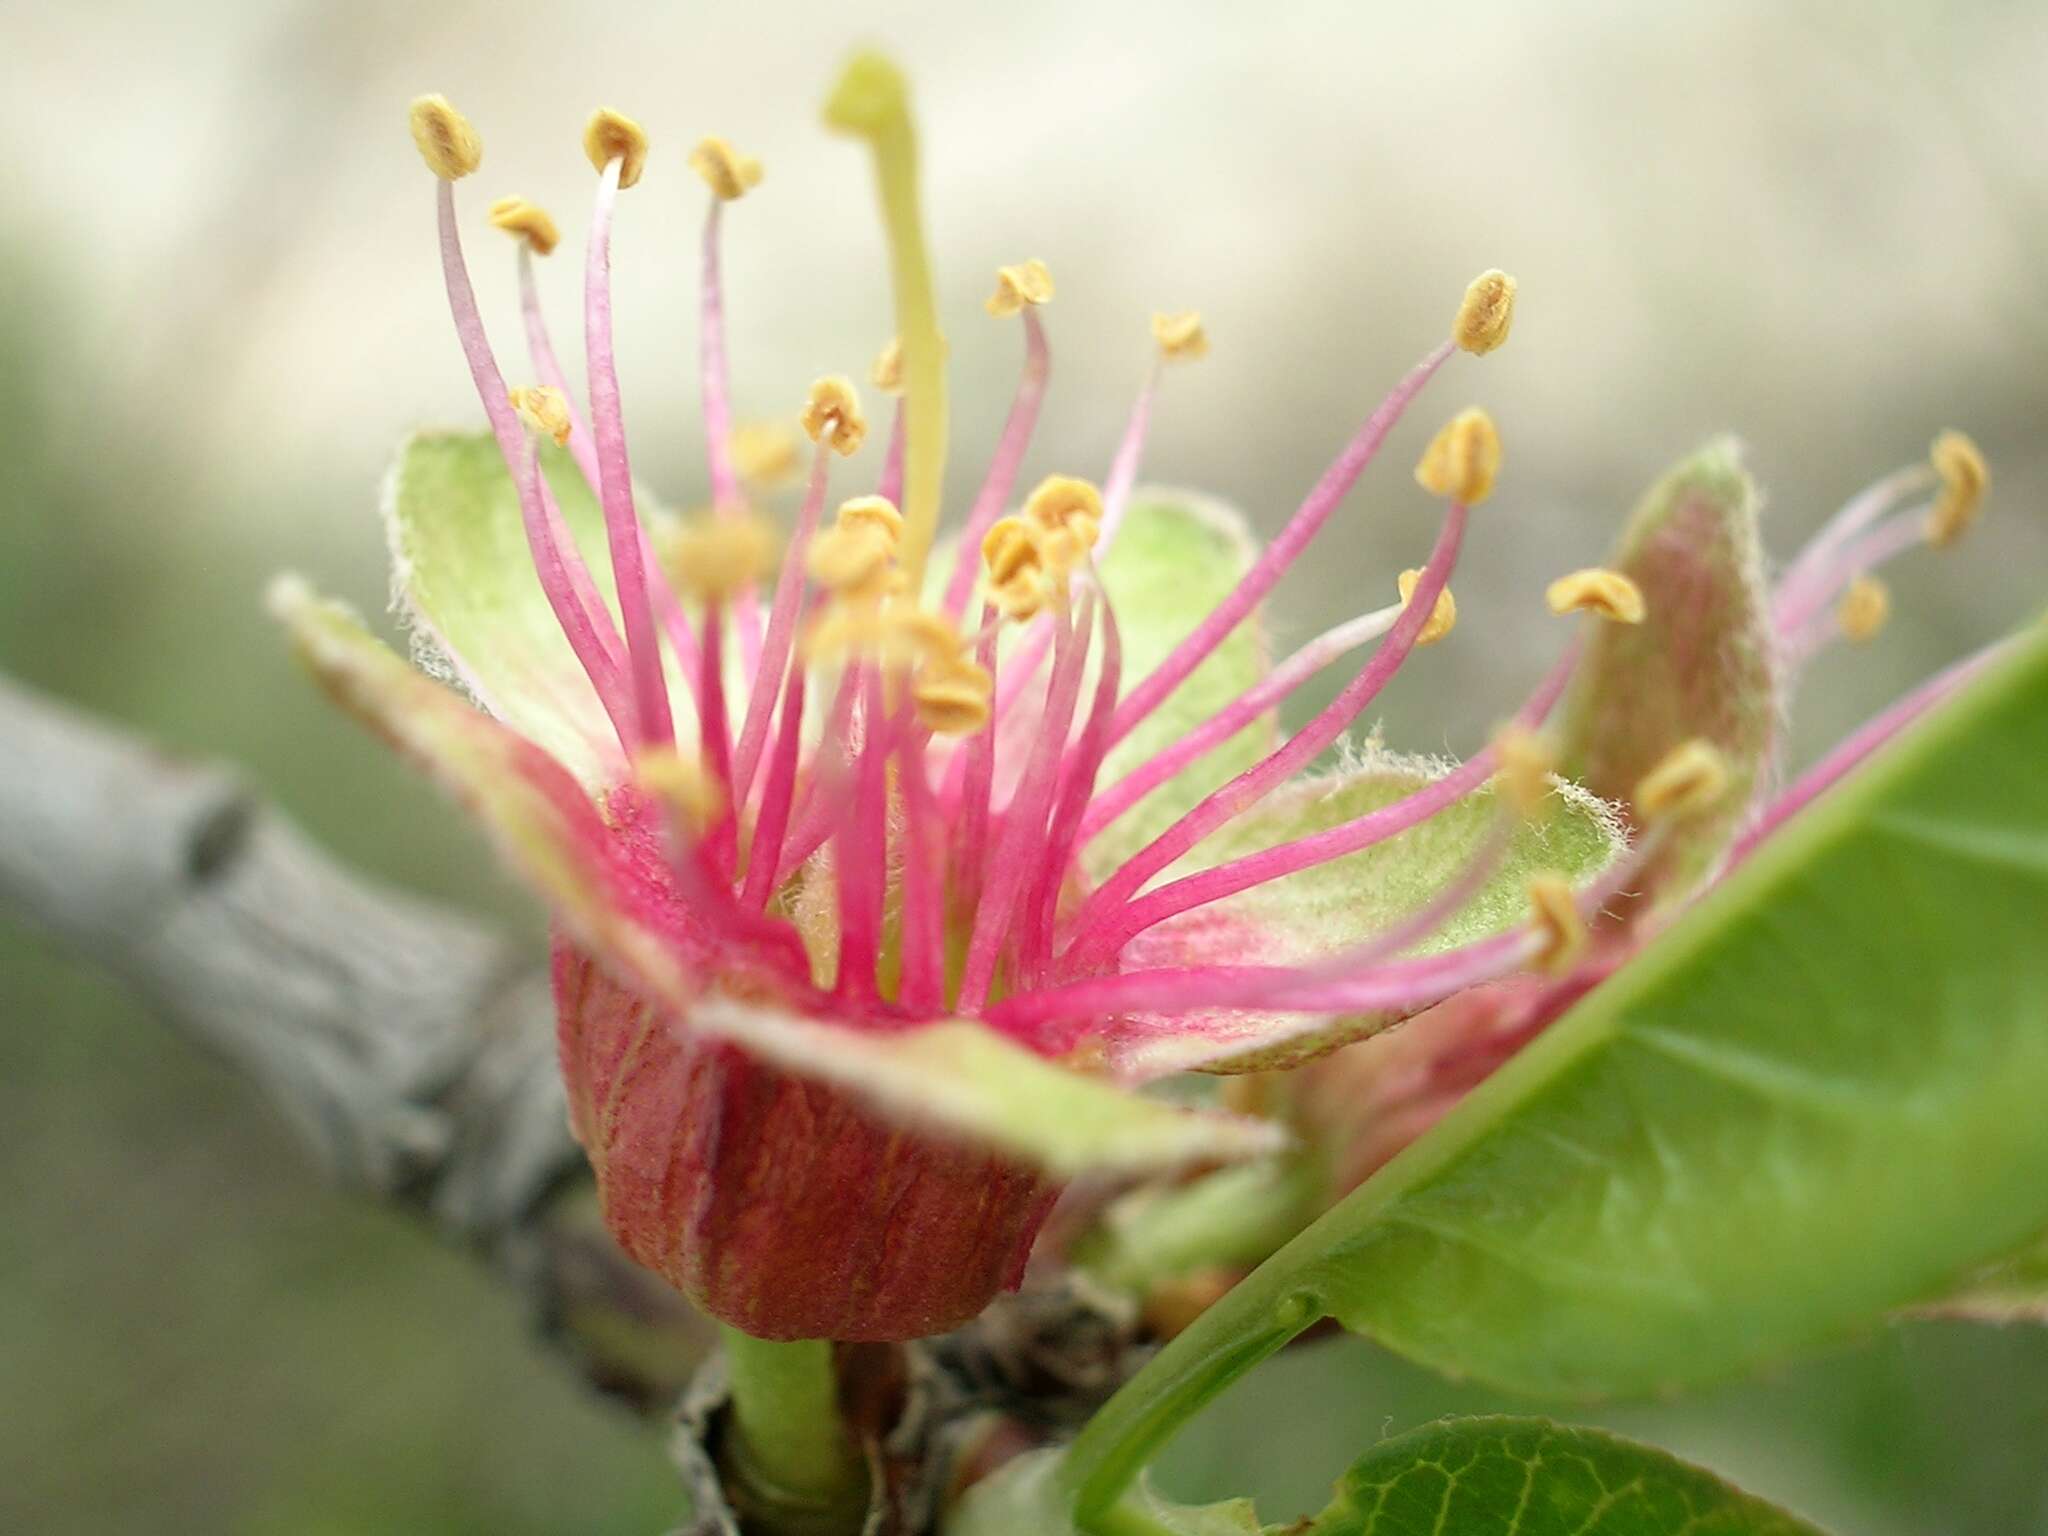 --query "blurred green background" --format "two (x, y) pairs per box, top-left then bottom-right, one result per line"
(3, 0), (2045, 1530)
